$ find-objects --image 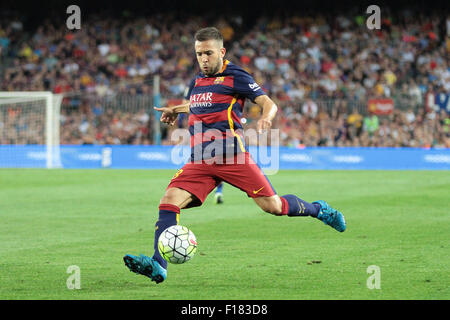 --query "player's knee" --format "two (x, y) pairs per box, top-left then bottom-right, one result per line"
(257, 197), (283, 215)
(159, 187), (194, 209)
(264, 205), (282, 215)
(160, 194), (173, 205)
(159, 188), (181, 205)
